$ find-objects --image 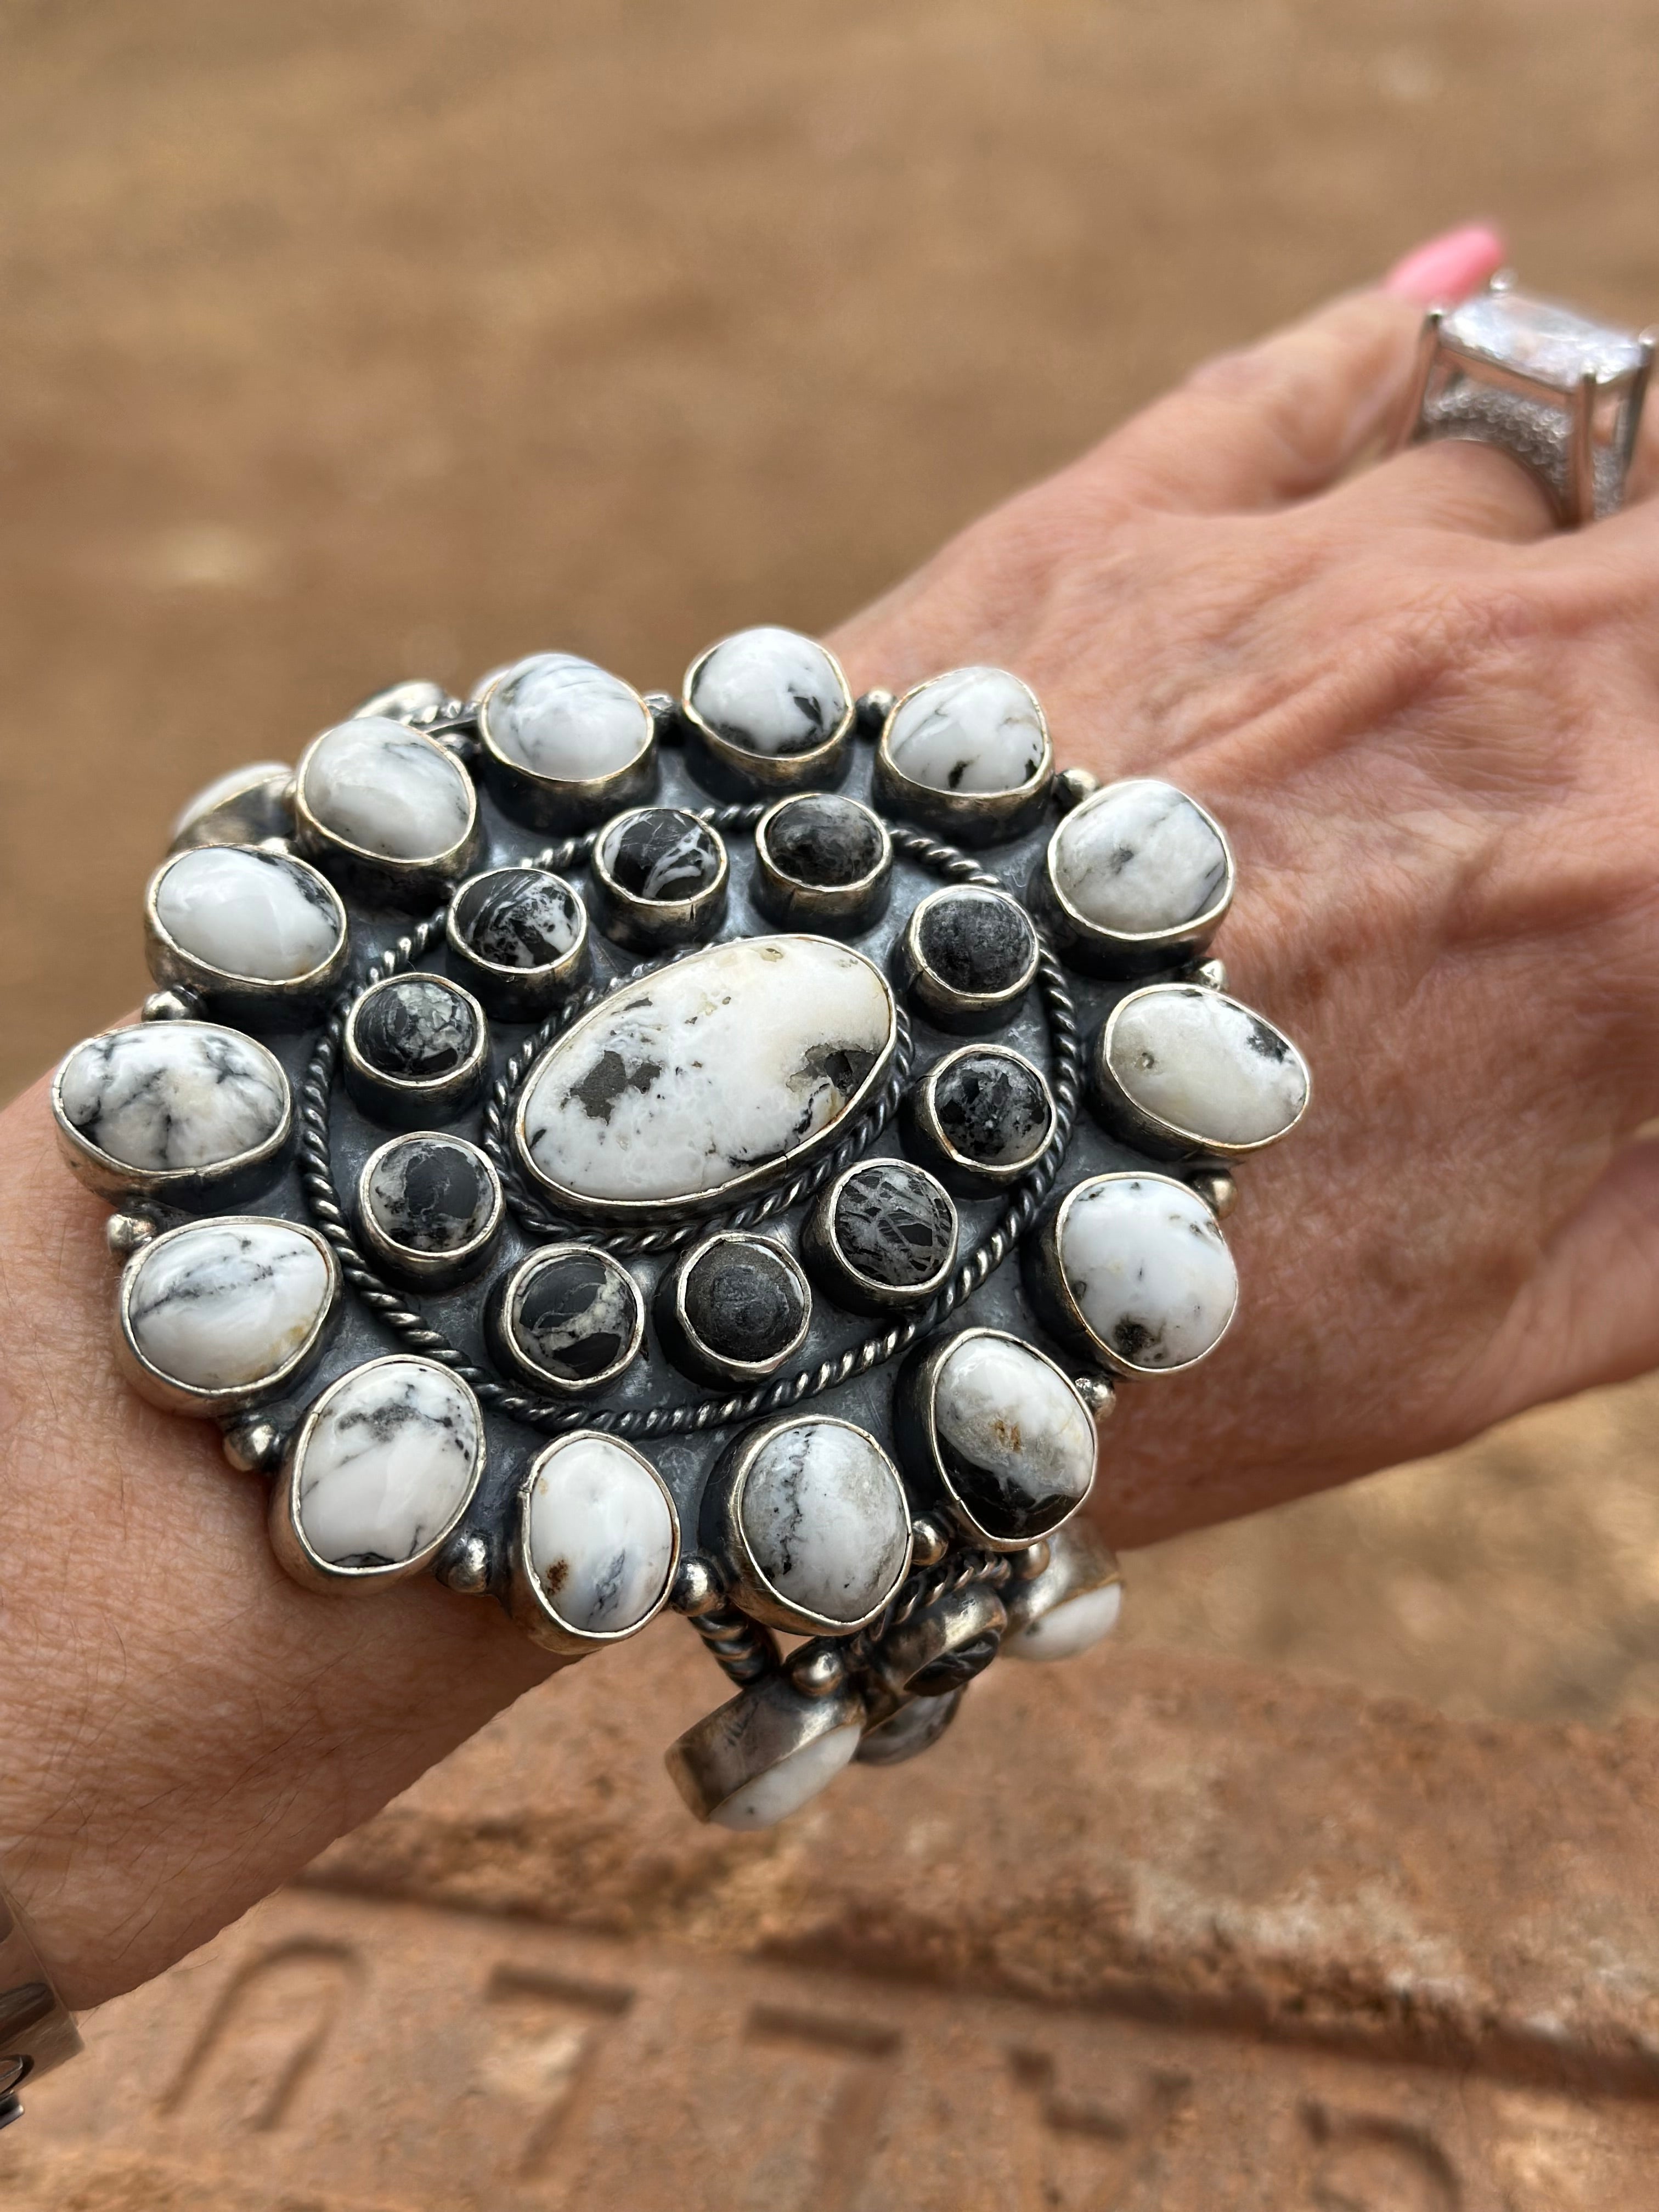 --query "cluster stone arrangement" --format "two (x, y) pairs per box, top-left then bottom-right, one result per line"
(54, 629), (1310, 1830)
